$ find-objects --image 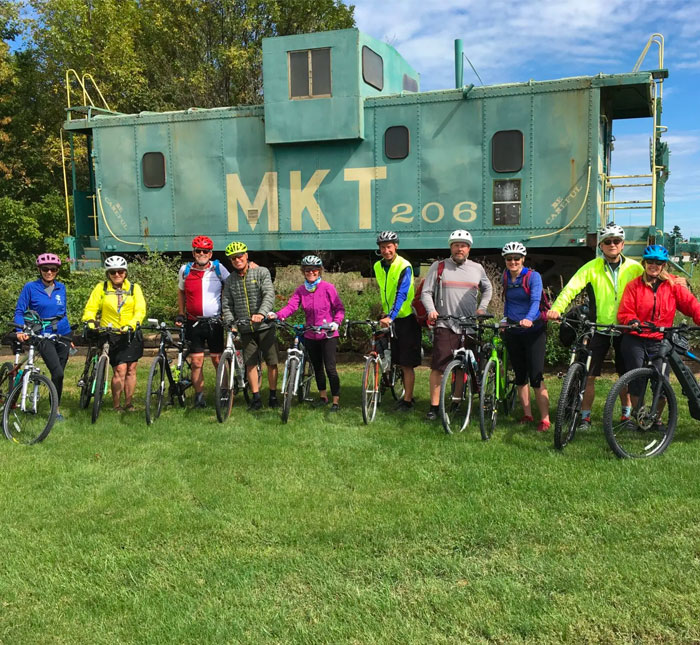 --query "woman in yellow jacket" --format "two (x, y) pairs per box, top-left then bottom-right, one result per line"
(82, 256), (146, 411)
